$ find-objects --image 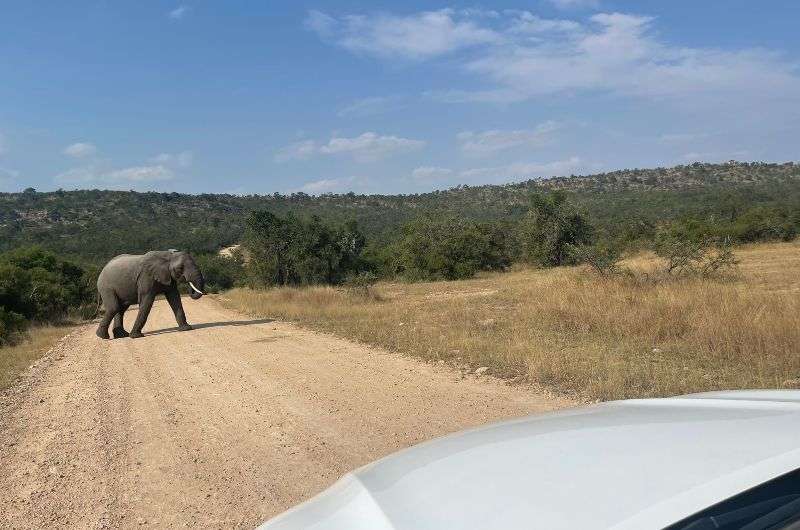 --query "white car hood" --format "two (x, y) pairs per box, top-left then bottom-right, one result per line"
(260, 391), (800, 530)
